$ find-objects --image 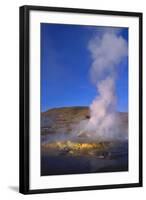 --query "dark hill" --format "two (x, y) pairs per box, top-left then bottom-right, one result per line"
(41, 106), (128, 135)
